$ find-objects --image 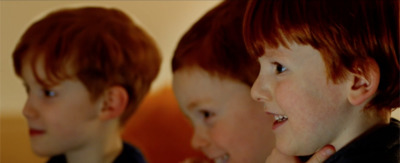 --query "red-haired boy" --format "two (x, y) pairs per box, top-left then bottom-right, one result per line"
(13, 7), (161, 163)
(244, 0), (399, 162)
